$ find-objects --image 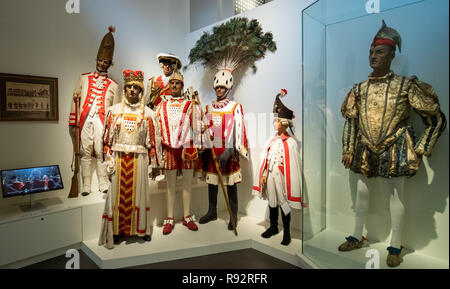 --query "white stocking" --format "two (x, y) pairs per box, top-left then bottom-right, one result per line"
(379, 177), (406, 249)
(182, 169), (194, 217)
(352, 175), (373, 240)
(165, 170), (177, 218)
